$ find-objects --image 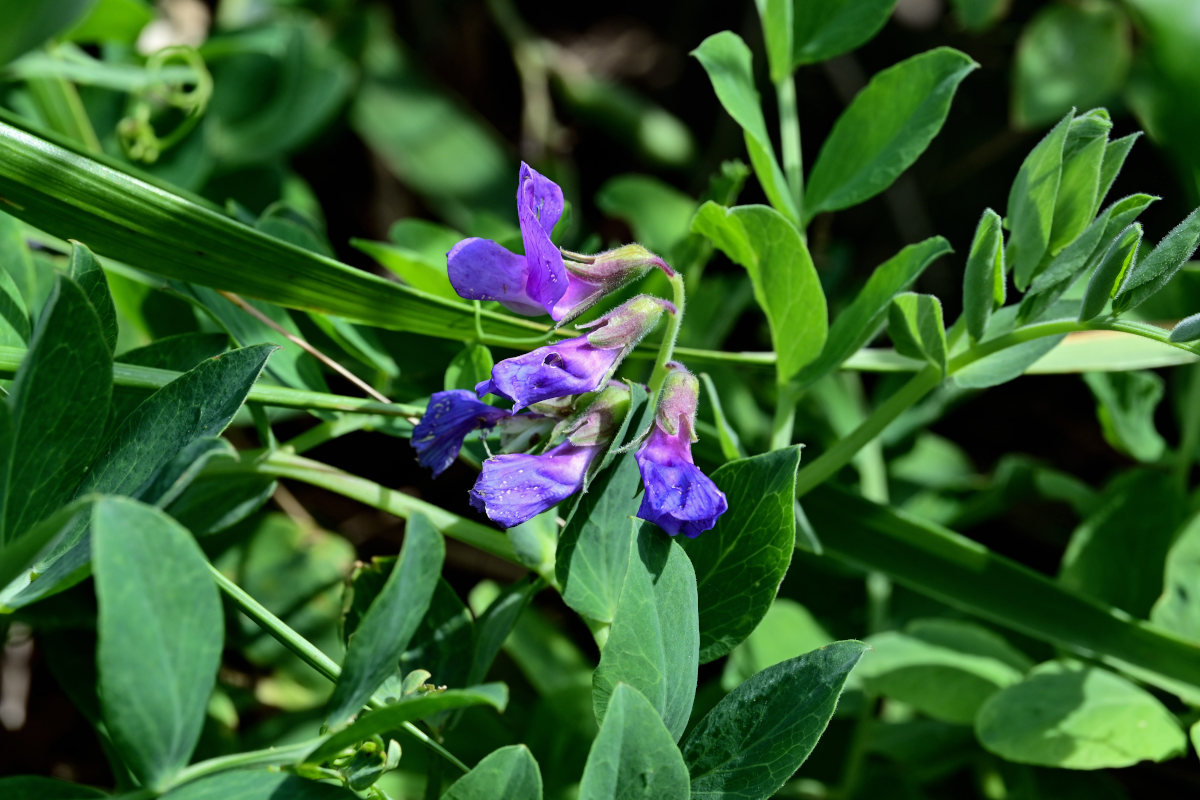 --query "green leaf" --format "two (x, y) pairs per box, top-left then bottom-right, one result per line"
(976, 661), (1186, 768)
(791, 0), (897, 66)
(0, 0), (94, 65)
(954, 308), (1064, 389)
(0, 209), (45, 313)
(64, 0), (153, 43)
(857, 618), (1032, 724)
(1048, 110), (1112, 253)
(327, 512), (445, 726)
(0, 344), (273, 607)
(691, 33), (799, 225)
(757, 0), (793, 83)
(0, 118), (541, 344)
(888, 293), (947, 374)
(161, 771), (358, 800)
(964, 209), (1005, 341)
(67, 241), (117, 352)
(1008, 112), (1073, 289)
(443, 745), (543, 800)
(468, 578), (538, 685)
(1169, 312), (1200, 343)
(556, 449), (640, 623)
(580, 683), (690, 800)
(1152, 512), (1200, 643)
(594, 523), (699, 742)
(445, 342), (494, 393)
(682, 641), (868, 799)
(1012, 4), (1131, 129)
(1097, 133), (1140, 211)
(949, 0), (1008, 31)
(691, 203), (826, 382)
(1113, 207), (1200, 313)
(1060, 470), (1184, 616)
(799, 236), (951, 385)
(351, 234), (460, 302)
(1082, 371), (1166, 462)
(93, 497), (222, 791)
(680, 446), (800, 663)
(803, 483), (1200, 697)
(0, 276), (110, 544)
(699, 372), (745, 461)
(595, 174), (698, 256)
(0, 777), (106, 799)
(721, 599), (833, 691)
(804, 48), (976, 221)
(1080, 222), (1142, 321)
(307, 684), (508, 764)
(1018, 194), (1157, 324)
